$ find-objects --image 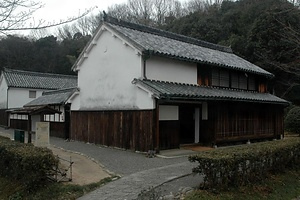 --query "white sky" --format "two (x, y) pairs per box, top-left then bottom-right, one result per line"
(16, 0), (128, 36)
(19, 0), (187, 36)
(33, 0), (128, 23)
